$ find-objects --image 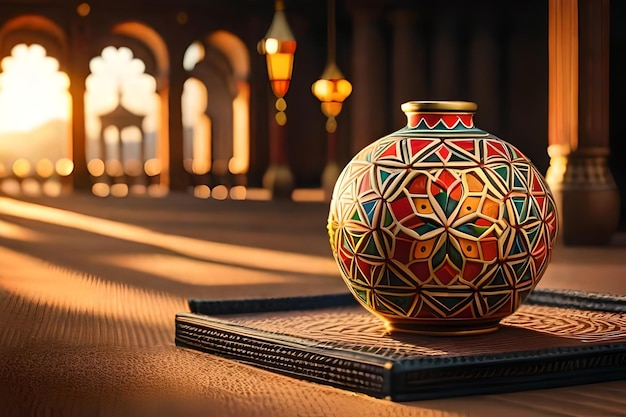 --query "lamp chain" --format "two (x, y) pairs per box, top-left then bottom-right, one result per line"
(327, 0), (336, 64)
